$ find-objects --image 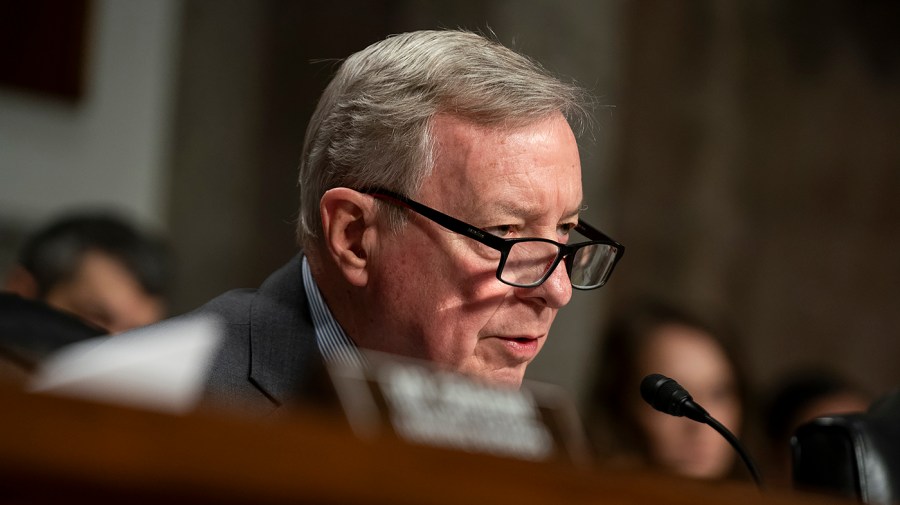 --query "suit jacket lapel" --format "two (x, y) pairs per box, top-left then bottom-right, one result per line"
(247, 255), (323, 406)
